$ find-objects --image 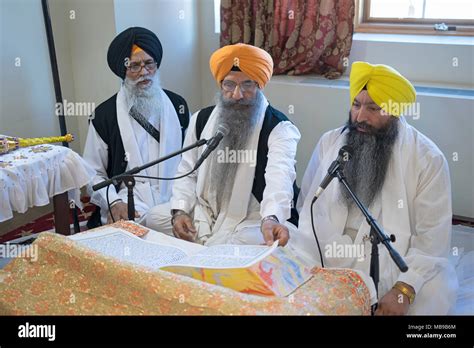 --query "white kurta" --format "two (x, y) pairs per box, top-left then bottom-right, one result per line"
(83, 86), (184, 224)
(292, 117), (458, 314)
(149, 98), (301, 245)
